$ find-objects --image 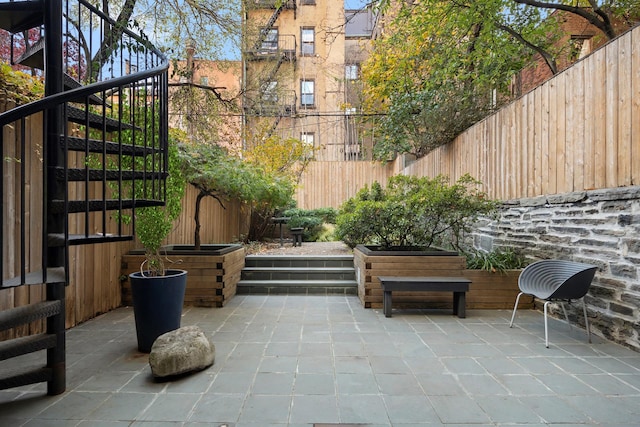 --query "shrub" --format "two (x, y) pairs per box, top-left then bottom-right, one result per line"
(283, 207), (338, 241)
(335, 174), (497, 250)
(465, 247), (528, 272)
